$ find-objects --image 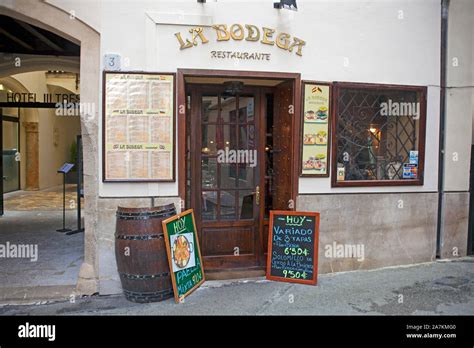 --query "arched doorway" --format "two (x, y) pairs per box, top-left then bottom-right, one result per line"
(0, 1), (100, 297)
